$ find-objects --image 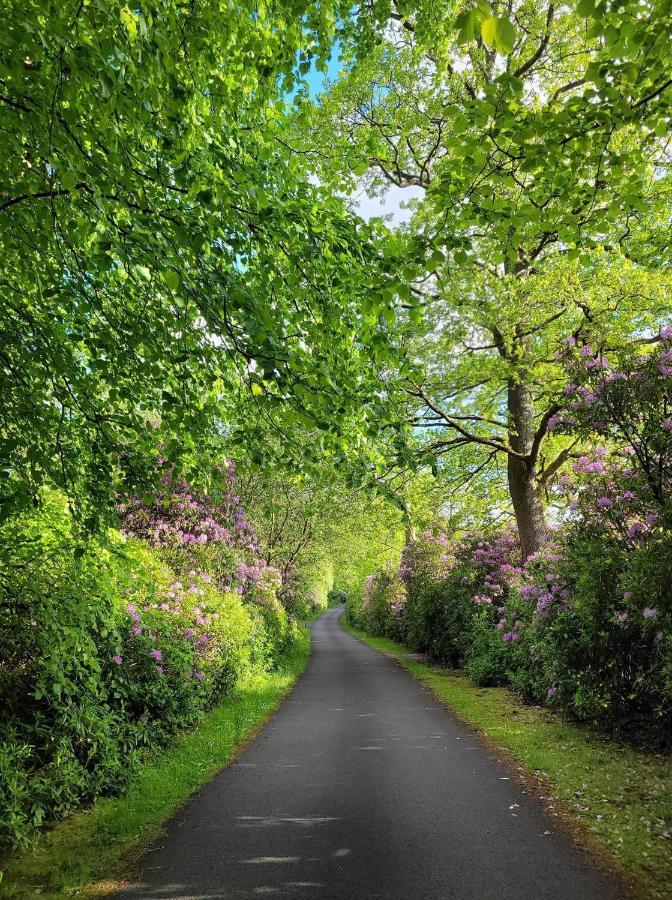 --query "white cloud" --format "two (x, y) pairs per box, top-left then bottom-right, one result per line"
(351, 183), (424, 226)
